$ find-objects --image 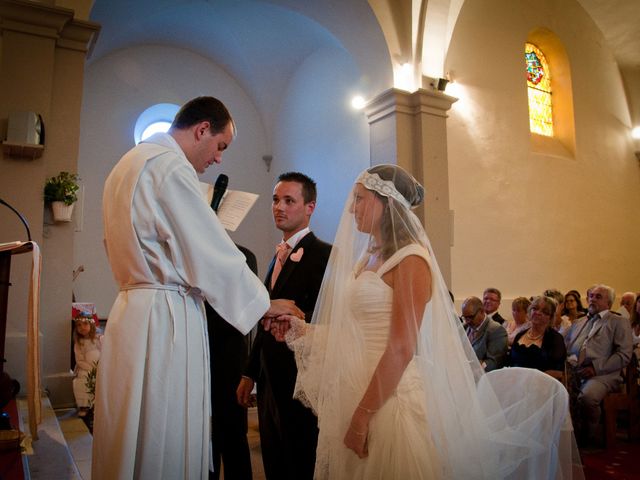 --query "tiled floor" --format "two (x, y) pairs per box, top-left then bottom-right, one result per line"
(17, 398), (81, 479)
(246, 408), (265, 480)
(35, 400), (640, 480)
(55, 407), (265, 480)
(56, 409), (92, 480)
